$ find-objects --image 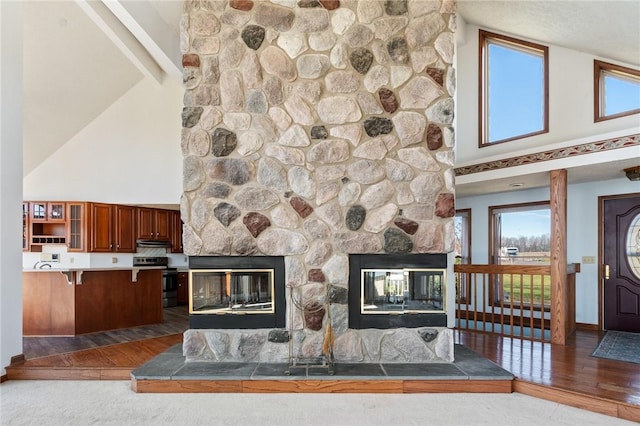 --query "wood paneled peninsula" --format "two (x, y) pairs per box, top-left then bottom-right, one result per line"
(23, 267), (163, 336)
